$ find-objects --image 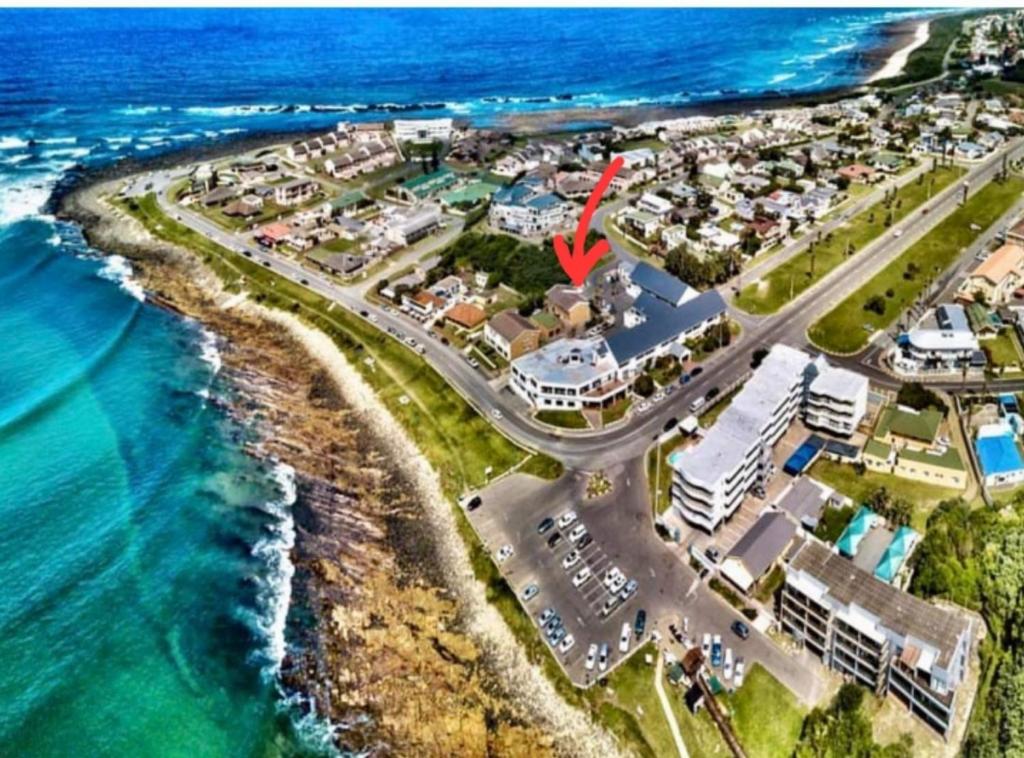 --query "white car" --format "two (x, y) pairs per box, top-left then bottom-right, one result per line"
(609, 573), (627, 594)
(619, 622), (632, 653)
(572, 566), (592, 588)
(734, 657), (746, 688)
(585, 643), (598, 671)
(603, 567), (623, 590)
(723, 648), (734, 680)
(490, 408), (503, 420)
(557, 511), (578, 529)
(558, 634), (576, 654)
(599, 643), (610, 671)
(562, 551), (581, 570)
(496, 544), (514, 563)
(701, 633), (711, 657)
(568, 524), (587, 542)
